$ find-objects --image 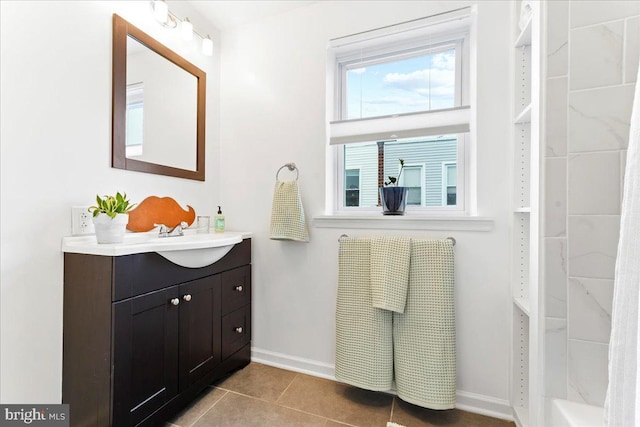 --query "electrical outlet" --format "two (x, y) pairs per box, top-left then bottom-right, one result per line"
(71, 206), (95, 235)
